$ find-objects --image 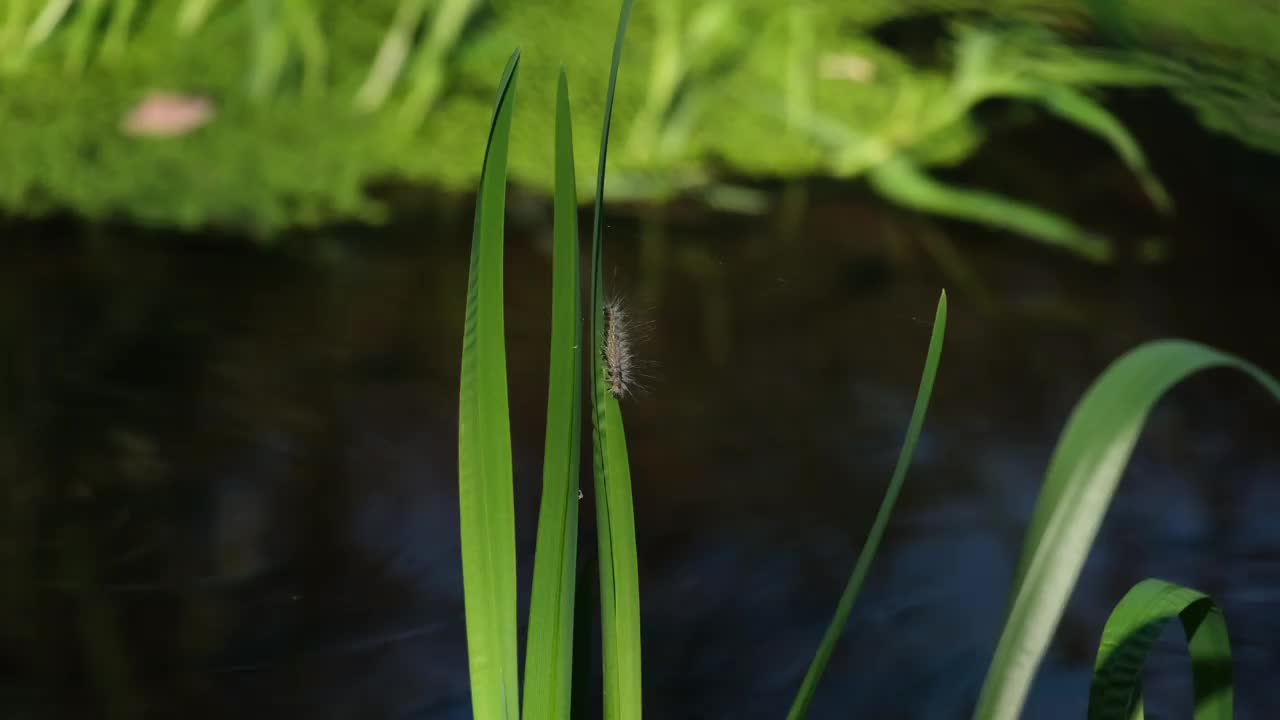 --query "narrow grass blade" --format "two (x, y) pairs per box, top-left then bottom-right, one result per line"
(1089, 578), (1233, 720)
(64, 0), (107, 74)
(571, 545), (598, 720)
(282, 0), (328, 97)
(394, 0), (483, 132)
(868, 157), (1113, 263)
(457, 48), (522, 720)
(248, 0), (289, 100)
(23, 0), (72, 52)
(354, 0), (431, 110)
(587, 3), (641, 720)
(101, 0), (139, 60)
(972, 339), (1280, 720)
(590, 395), (641, 720)
(1012, 82), (1171, 213)
(177, 0), (222, 35)
(786, 289), (948, 720)
(523, 68), (584, 720)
